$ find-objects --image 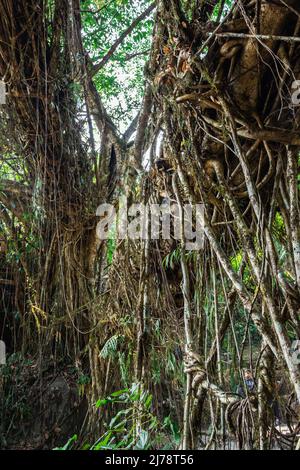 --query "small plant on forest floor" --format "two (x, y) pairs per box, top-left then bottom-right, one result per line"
(54, 383), (181, 450)
(55, 384), (159, 450)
